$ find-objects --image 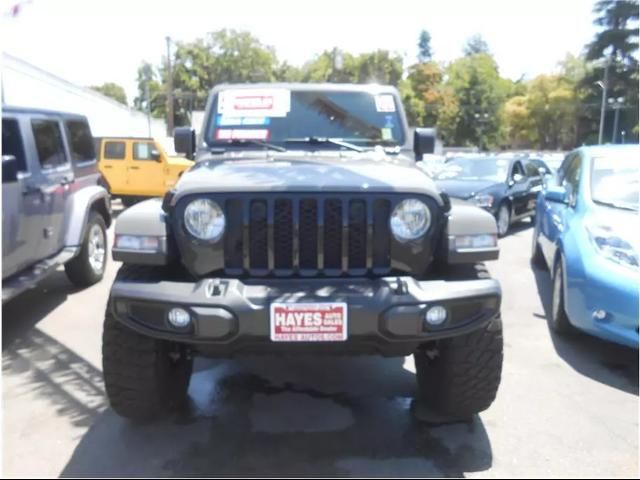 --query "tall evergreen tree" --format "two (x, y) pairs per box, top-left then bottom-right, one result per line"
(417, 30), (433, 63)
